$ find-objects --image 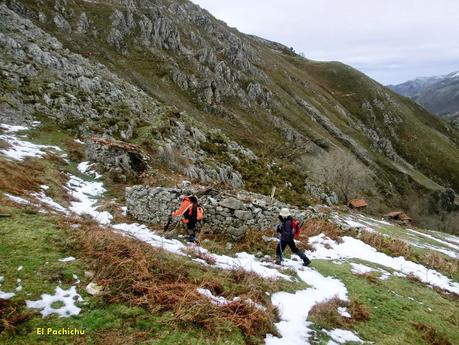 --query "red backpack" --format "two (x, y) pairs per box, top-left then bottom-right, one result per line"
(292, 219), (302, 239)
